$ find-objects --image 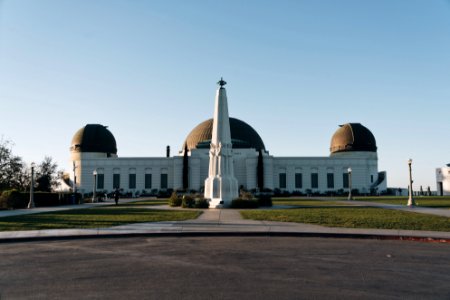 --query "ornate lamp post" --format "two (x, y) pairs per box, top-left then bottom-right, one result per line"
(28, 162), (36, 209)
(92, 169), (98, 203)
(407, 159), (416, 206)
(347, 167), (353, 200)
